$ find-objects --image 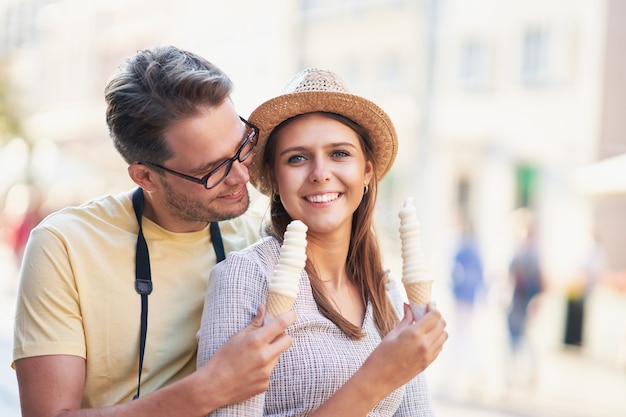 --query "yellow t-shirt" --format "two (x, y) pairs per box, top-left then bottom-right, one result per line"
(12, 189), (264, 408)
